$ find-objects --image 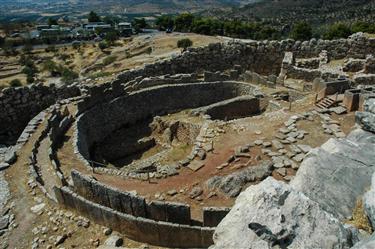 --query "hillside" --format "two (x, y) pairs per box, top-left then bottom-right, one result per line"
(205, 0), (375, 27)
